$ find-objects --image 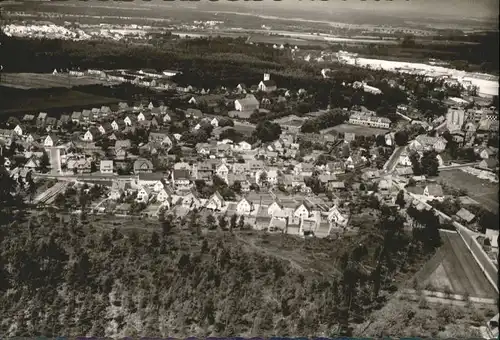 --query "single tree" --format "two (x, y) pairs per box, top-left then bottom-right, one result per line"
(39, 151), (50, 173)
(395, 190), (406, 208)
